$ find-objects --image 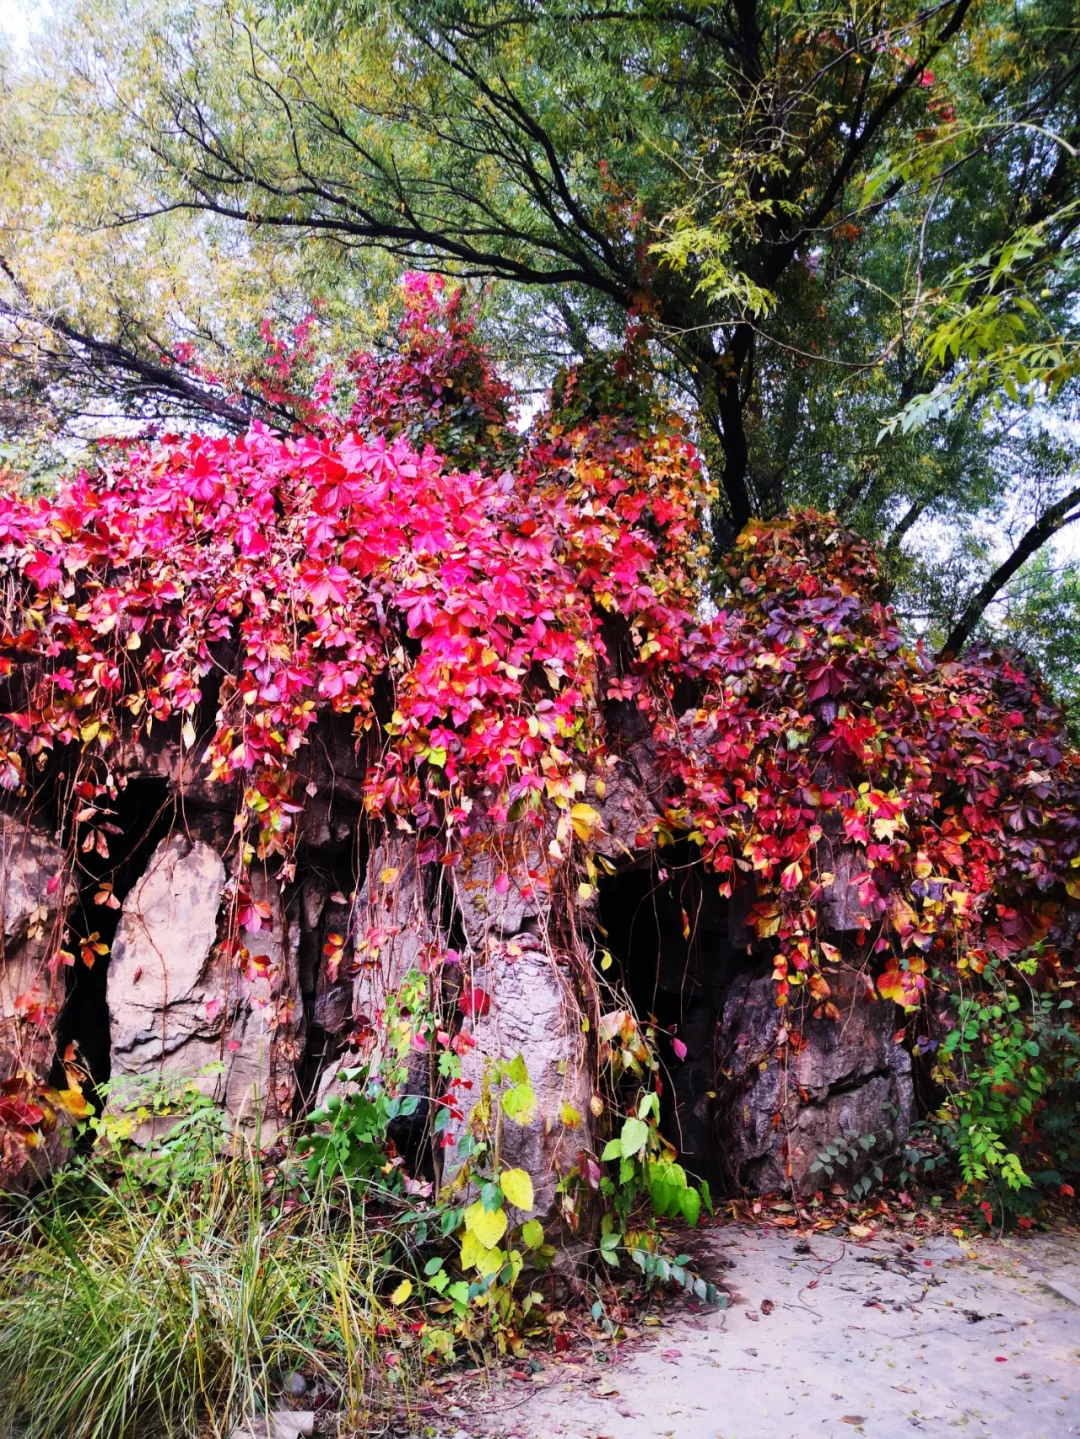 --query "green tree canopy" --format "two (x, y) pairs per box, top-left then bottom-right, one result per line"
(1, 0), (1078, 672)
